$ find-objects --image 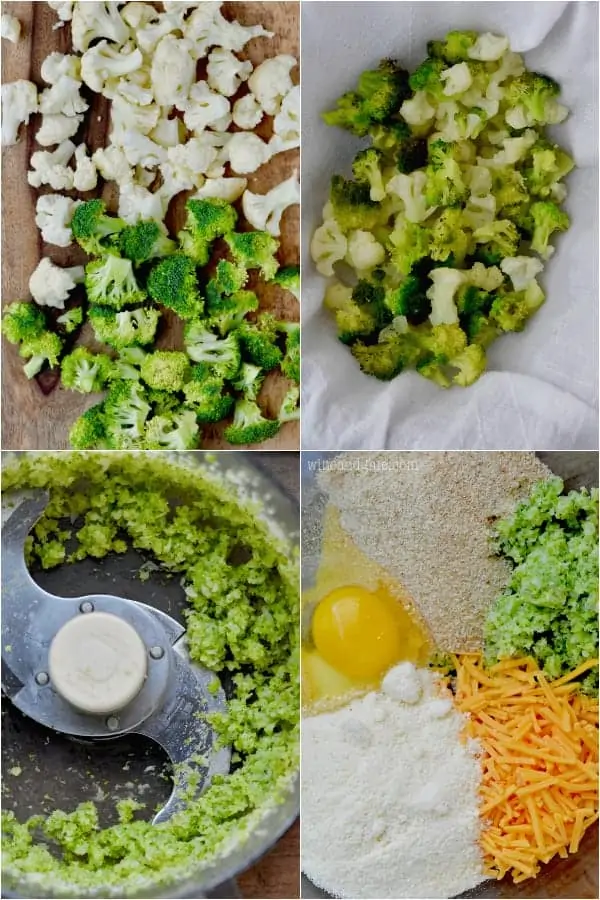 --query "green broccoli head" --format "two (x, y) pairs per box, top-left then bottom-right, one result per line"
(144, 409), (200, 451)
(427, 30), (478, 63)
(207, 289), (259, 336)
(68, 403), (107, 449)
(184, 321), (241, 379)
(523, 141), (574, 199)
(182, 365), (234, 423)
(19, 331), (63, 379)
(112, 346), (147, 381)
(225, 231), (280, 281)
(429, 209), (471, 265)
(119, 220), (176, 265)
(56, 307), (84, 334)
(140, 350), (190, 392)
(223, 397), (280, 445)
(103, 380), (151, 448)
(2, 301), (46, 344)
(230, 362), (265, 401)
(89, 305), (160, 349)
(351, 333), (421, 380)
(329, 175), (381, 232)
(71, 199), (126, 256)
(279, 321), (300, 383)
(271, 265), (300, 301)
(473, 219), (520, 259)
(237, 314), (284, 370)
(425, 140), (469, 207)
(388, 220), (431, 275)
(529, 201), (570, 258)
(408, 57), (446, 99)
(506, 72), (561, 124)
(278, 384), (300, 422)
(352, 148), (386, 202)
(147, 254), (204, 320)
(178, 198), (238, 266)
(384, 275), (431, 323)
(60, 347), (113, 394)
(85, 256), (146, 309)
(422, 322), (468, 360)
(323, 59), (410, 136)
